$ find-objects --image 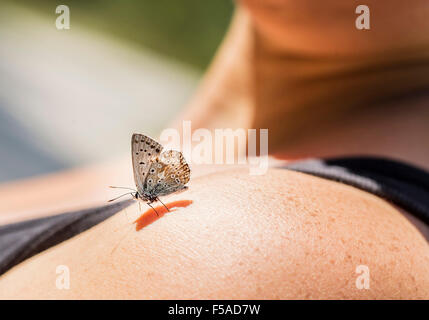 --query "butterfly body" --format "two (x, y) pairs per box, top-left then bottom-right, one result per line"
(133, 185), (189, 204)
